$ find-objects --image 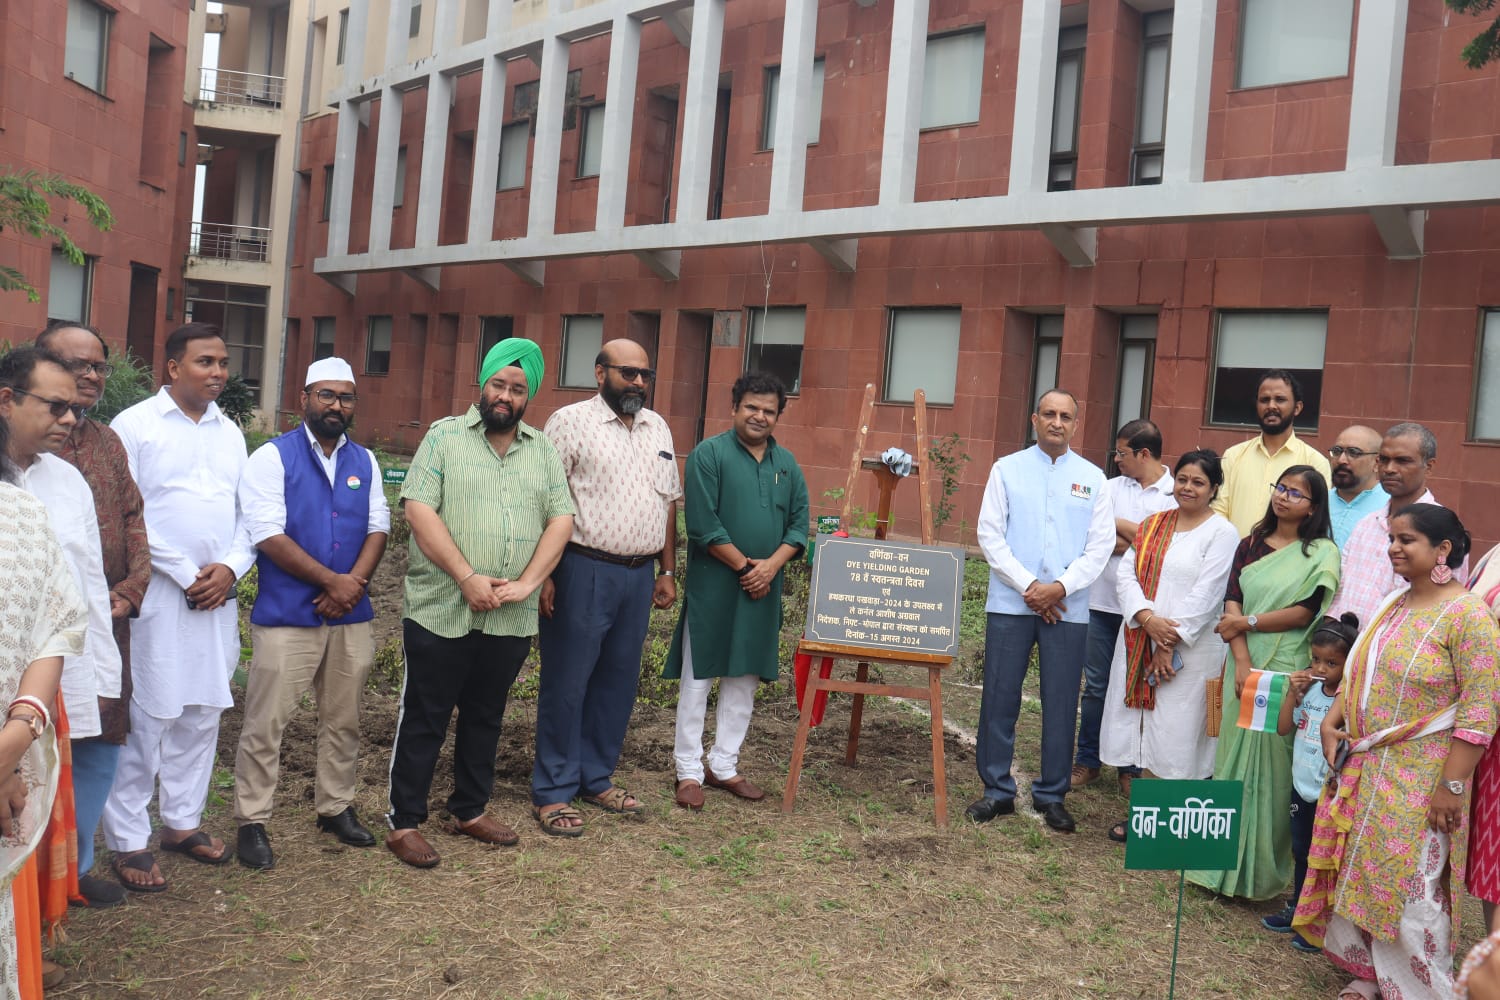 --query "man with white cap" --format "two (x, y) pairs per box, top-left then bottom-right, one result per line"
(233, 357), (390, 868)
